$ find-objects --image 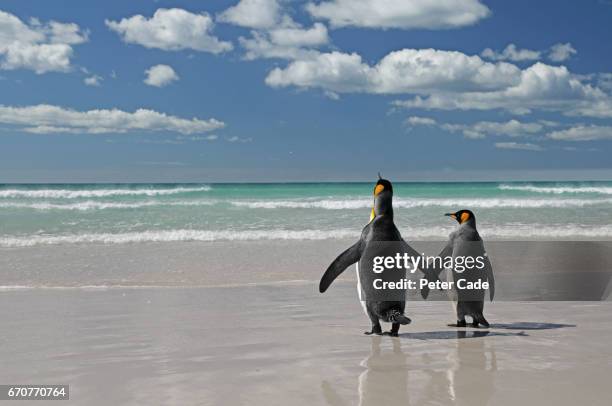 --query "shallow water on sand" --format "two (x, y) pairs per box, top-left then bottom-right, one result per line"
(0, 284), (610, 406)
